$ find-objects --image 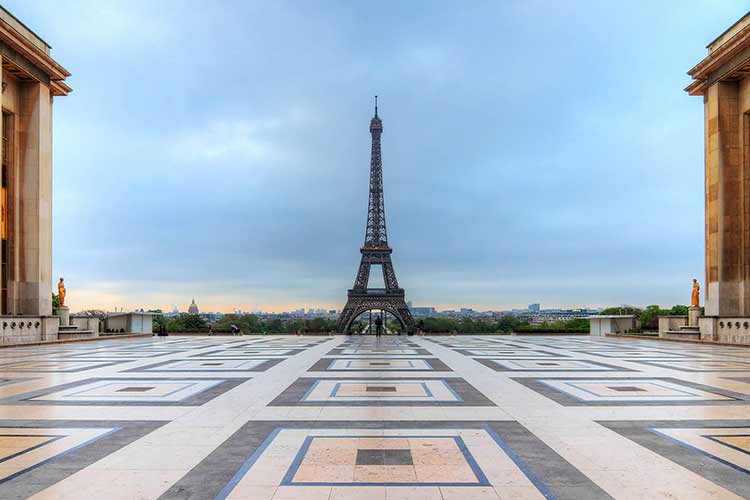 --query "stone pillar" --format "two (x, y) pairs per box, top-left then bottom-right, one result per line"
(14, 81), (52, 316)
(0, 53), (3, 316)
(705, 81), (744, 316)
(688, 306), (701, 327)
(54, 306), (69, 327)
